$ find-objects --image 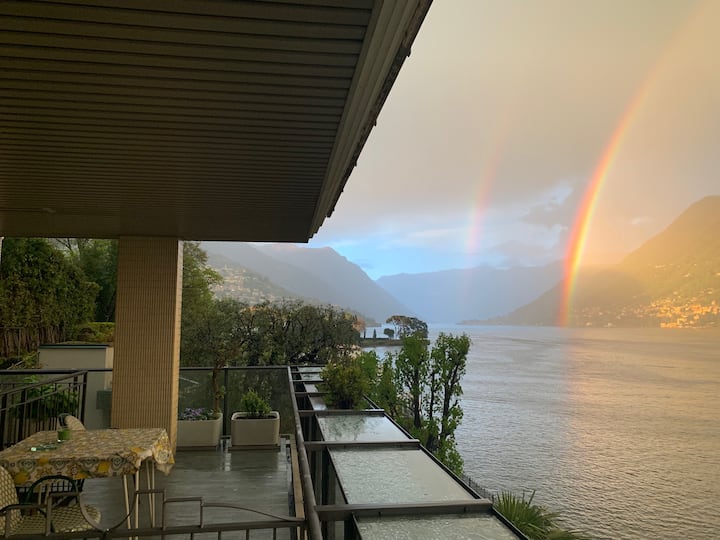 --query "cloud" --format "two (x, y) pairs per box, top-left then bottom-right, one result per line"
(310, 0), (720, 277)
